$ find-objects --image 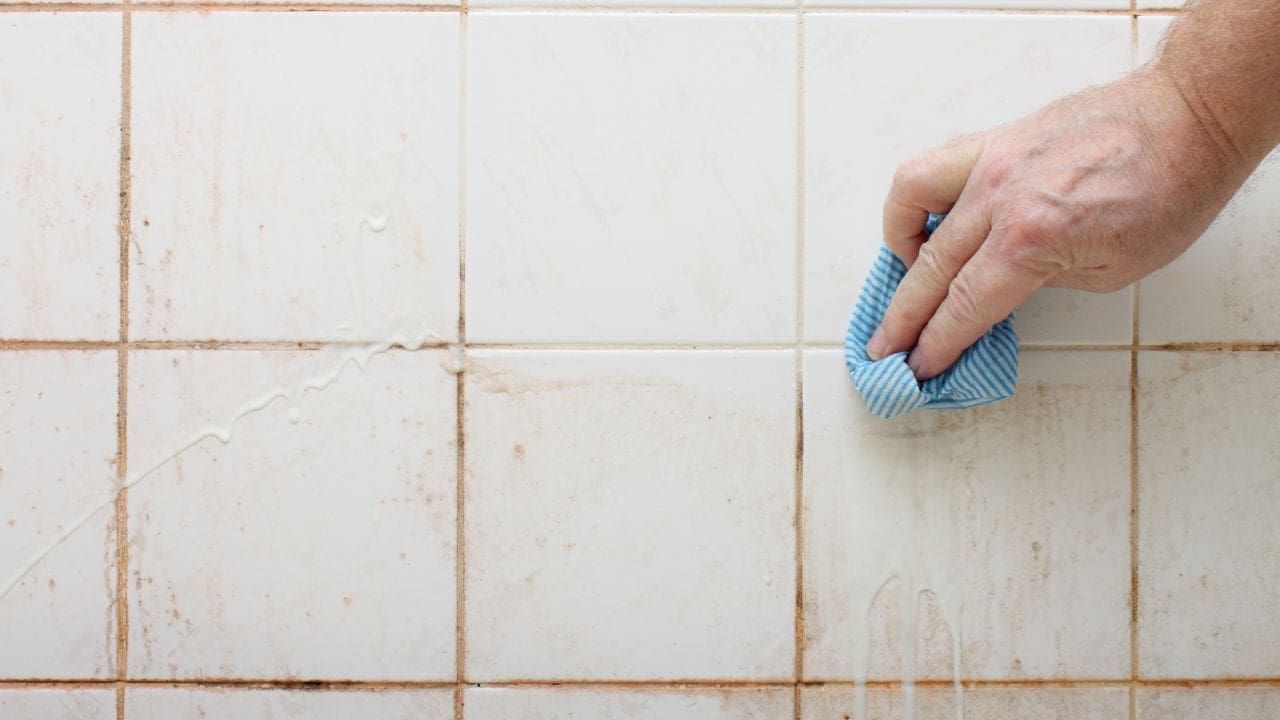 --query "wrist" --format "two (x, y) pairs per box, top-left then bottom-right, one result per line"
(1154, 44), (1280, 170)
